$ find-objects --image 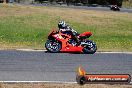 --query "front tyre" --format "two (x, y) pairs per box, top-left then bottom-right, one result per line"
(82, 40), (97, 54)
(45, 40), (61, 53)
